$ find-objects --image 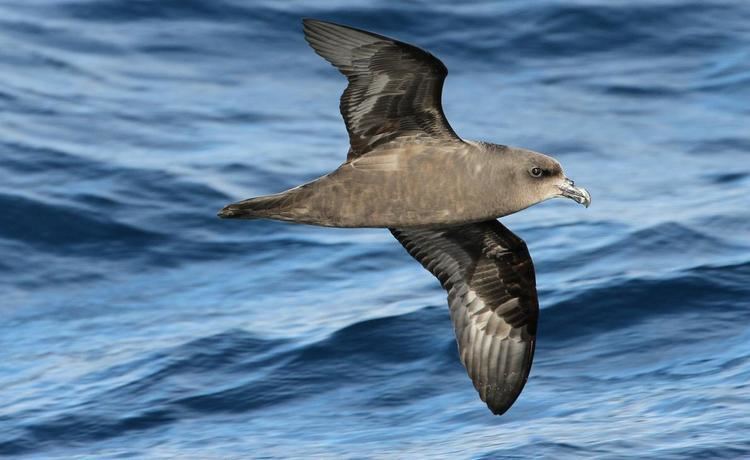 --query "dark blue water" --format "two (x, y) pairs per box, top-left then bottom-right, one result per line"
(1, 1), (749, 458)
